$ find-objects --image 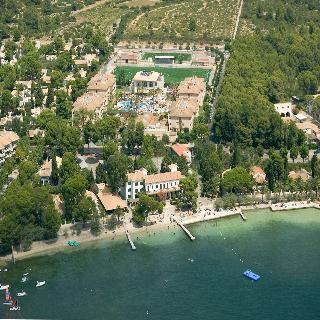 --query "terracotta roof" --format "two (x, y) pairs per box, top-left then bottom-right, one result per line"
(0, 131), (20, 150)
(251, 166), (265, 175)
(145, 171), (182, 184)
(85, 190), (99, 202)
(117, 52), (138, 61)
(136, 113), (158, 127)
(97, 190), (127, 211)
(296, 121), (320, 133)
(127, 170), (146, 181)
(87, 73), (115, 92)
(177, 76), (205, 95)
(133, 71), (162, 82)
(38, 156), (62, 177)
(73, 92), (106, 112)
(169, 98), (199, 118)
(171, 144), (190, 157)
(288, 169), (310, 182)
